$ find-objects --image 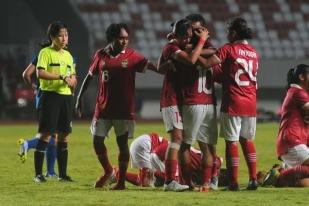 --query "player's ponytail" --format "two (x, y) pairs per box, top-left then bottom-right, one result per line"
(228, 17), (253, 40)
(40, 21), (68, 48)
(287, 64), (309, 88)
(287, 68), (296, 87)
